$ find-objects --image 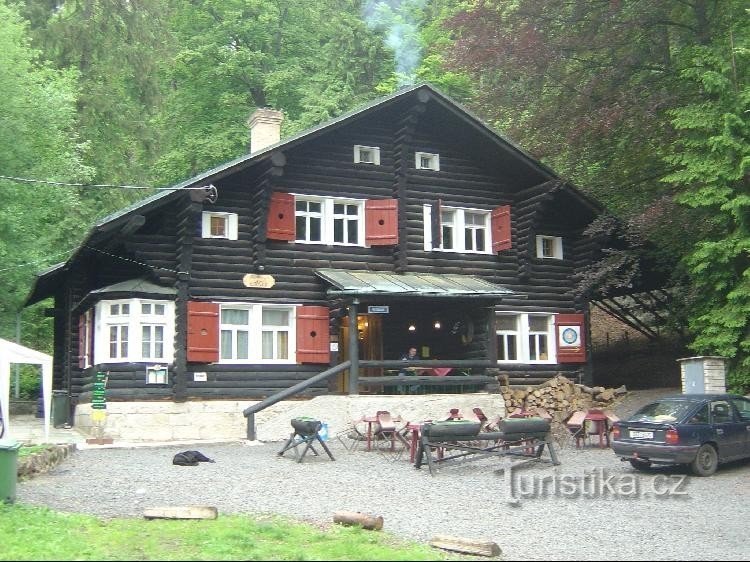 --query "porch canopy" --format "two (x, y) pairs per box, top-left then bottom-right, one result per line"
(0, 338), (53, 442)
(315, 269), (516, 300)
